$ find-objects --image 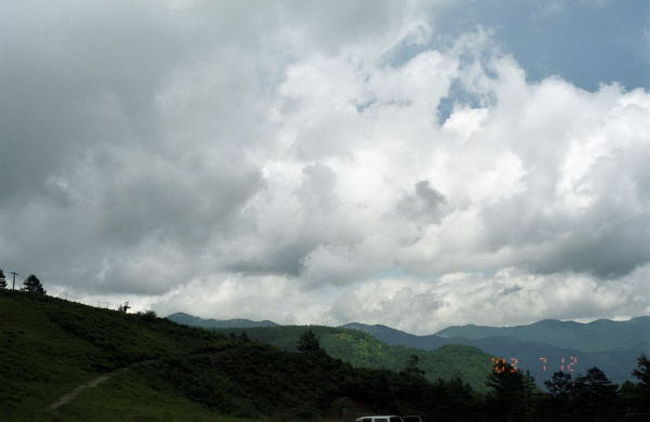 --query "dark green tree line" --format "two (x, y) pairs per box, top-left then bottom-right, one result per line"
(485, 362), (536, 421)
(23, 274), (45, 294)
(297, 329), (321, 352)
